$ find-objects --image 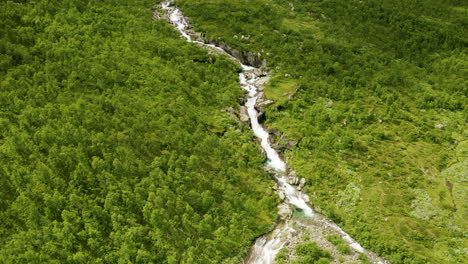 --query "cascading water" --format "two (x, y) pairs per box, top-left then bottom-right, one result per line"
(159, 1), (388, 263)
